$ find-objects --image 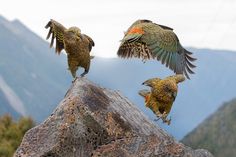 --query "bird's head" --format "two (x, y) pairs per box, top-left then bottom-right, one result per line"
(68, 27), (81, 34)
(68, 27), (82, 39)
(142, 78), (161, 88)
